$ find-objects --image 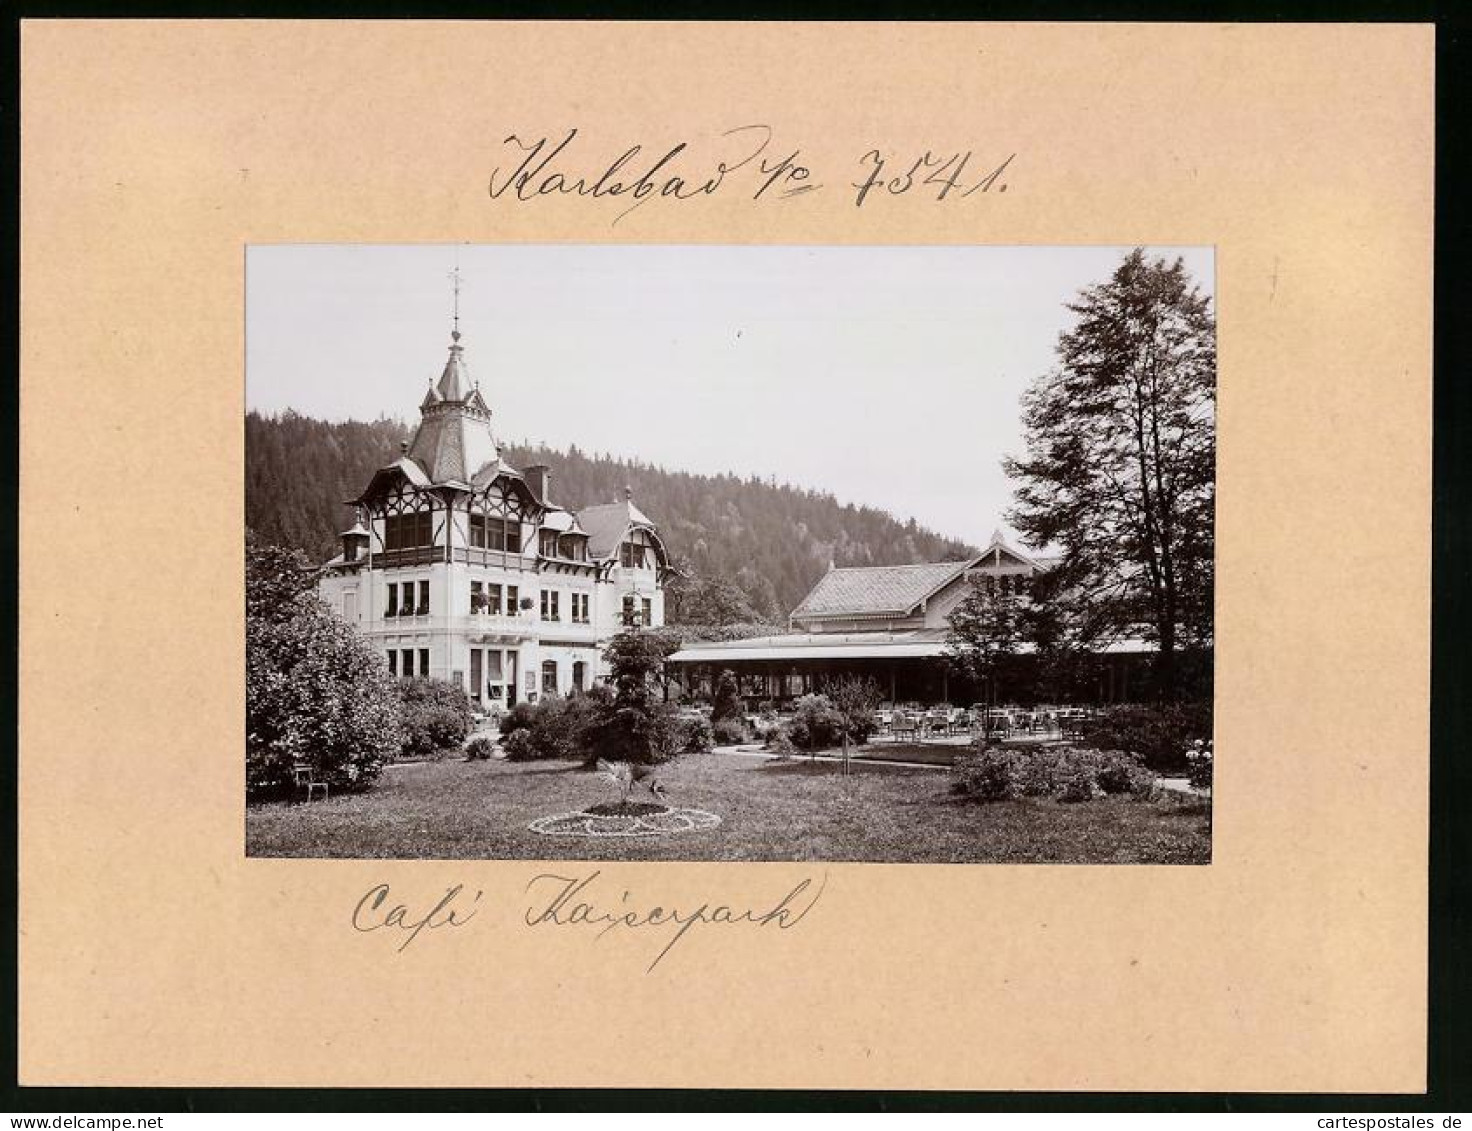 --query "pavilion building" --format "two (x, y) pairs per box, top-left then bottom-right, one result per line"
(666, 530), (1154, 707)
(319, 322), (670, 708)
